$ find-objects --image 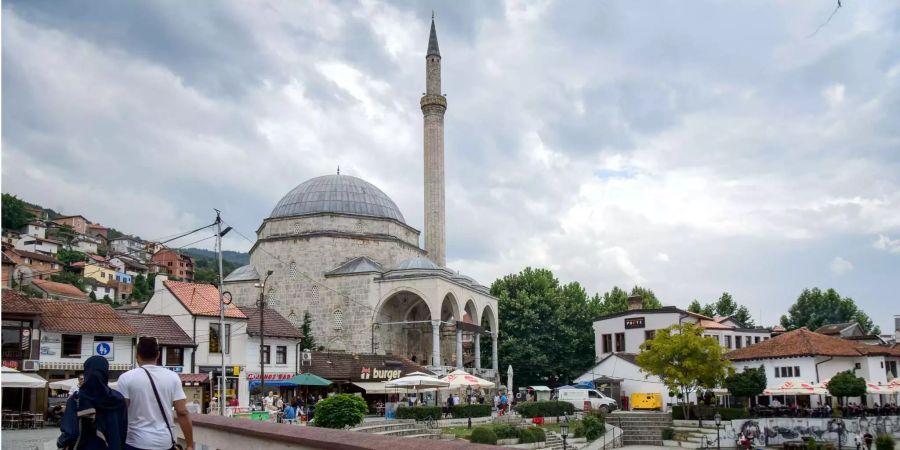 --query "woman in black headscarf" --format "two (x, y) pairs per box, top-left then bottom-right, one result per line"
(58, 355), (128, 450)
